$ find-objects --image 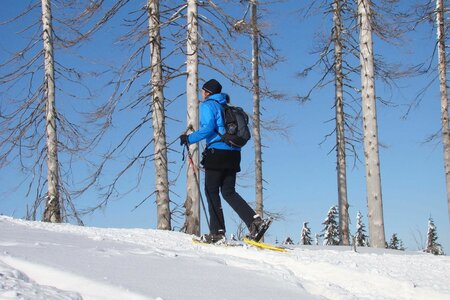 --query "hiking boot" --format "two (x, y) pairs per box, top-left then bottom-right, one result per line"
(200, 230), (226, 244)
(248, 215), (264, 240)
